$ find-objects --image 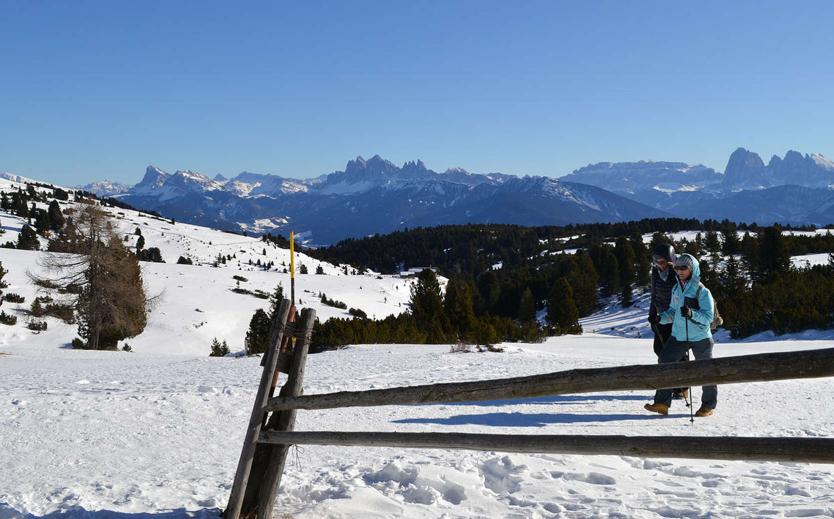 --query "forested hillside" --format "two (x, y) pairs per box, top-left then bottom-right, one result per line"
(310, 220), (834, 341)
